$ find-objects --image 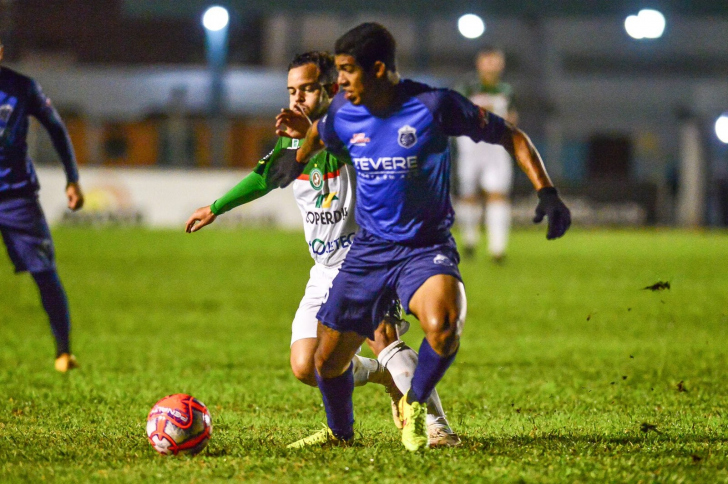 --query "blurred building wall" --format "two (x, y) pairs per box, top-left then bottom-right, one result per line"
(6, 7), (728, 225)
